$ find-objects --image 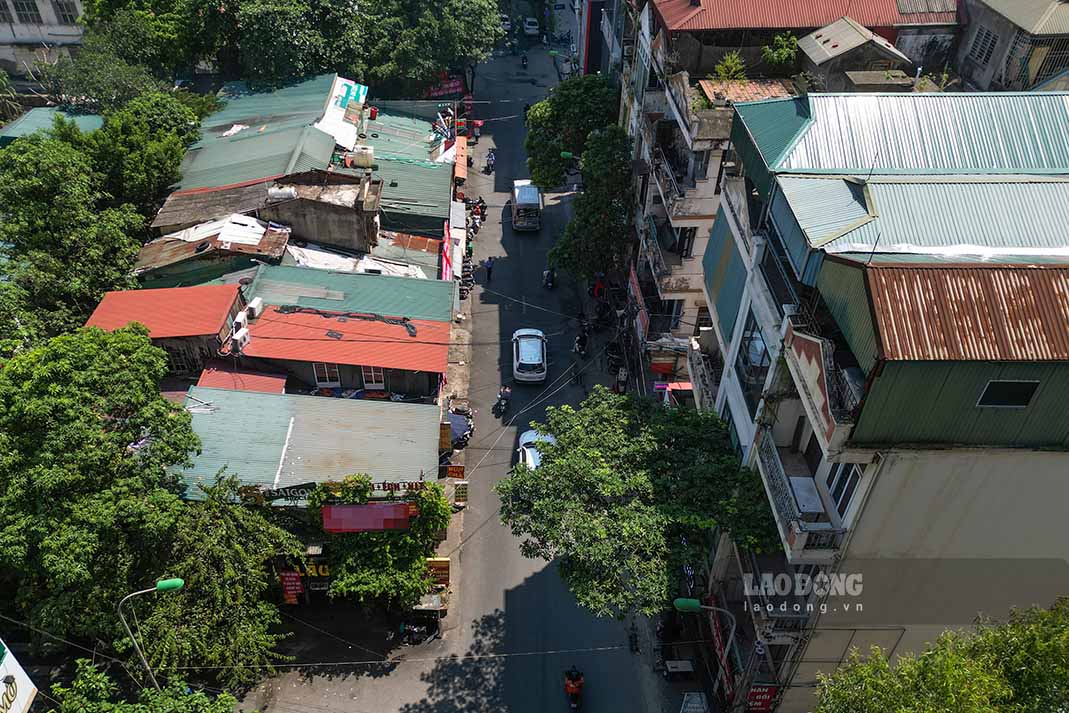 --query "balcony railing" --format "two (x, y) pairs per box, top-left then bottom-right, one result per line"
(784, 315), (862, 430)
(687, 337), (724, 413)
(756, 429), (846, 562)
(642, 216), (671, 278)
(737, 550), (811, 643)
(721, 176), (752, 253)
(759, 240), (800, 317)
(652, 147), (683, 208)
